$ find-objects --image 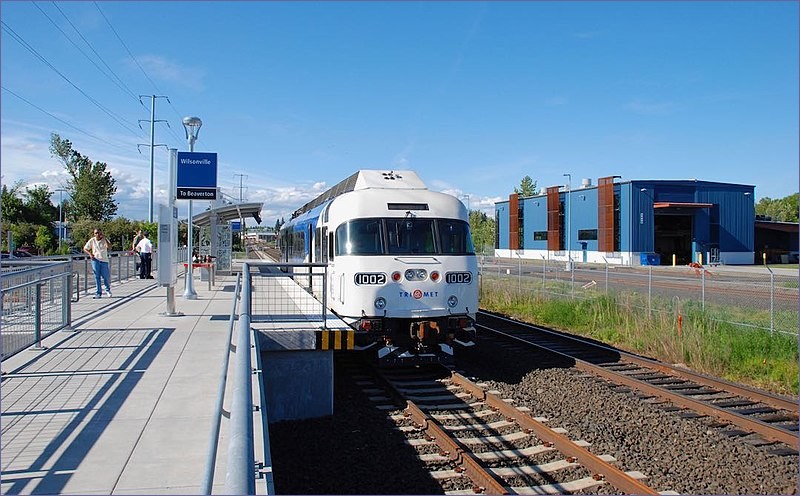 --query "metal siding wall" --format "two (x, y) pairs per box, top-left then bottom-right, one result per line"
(703, 186), (754, 251)
(621, 182), (637, 252)
(571, 188), (599, 251)
(496, 204), (509, 249)
(509, 194), (519, 250)
(546, 187), (561, 251)
(597, 177), (614, 251)
(523, 196), (549, 249)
